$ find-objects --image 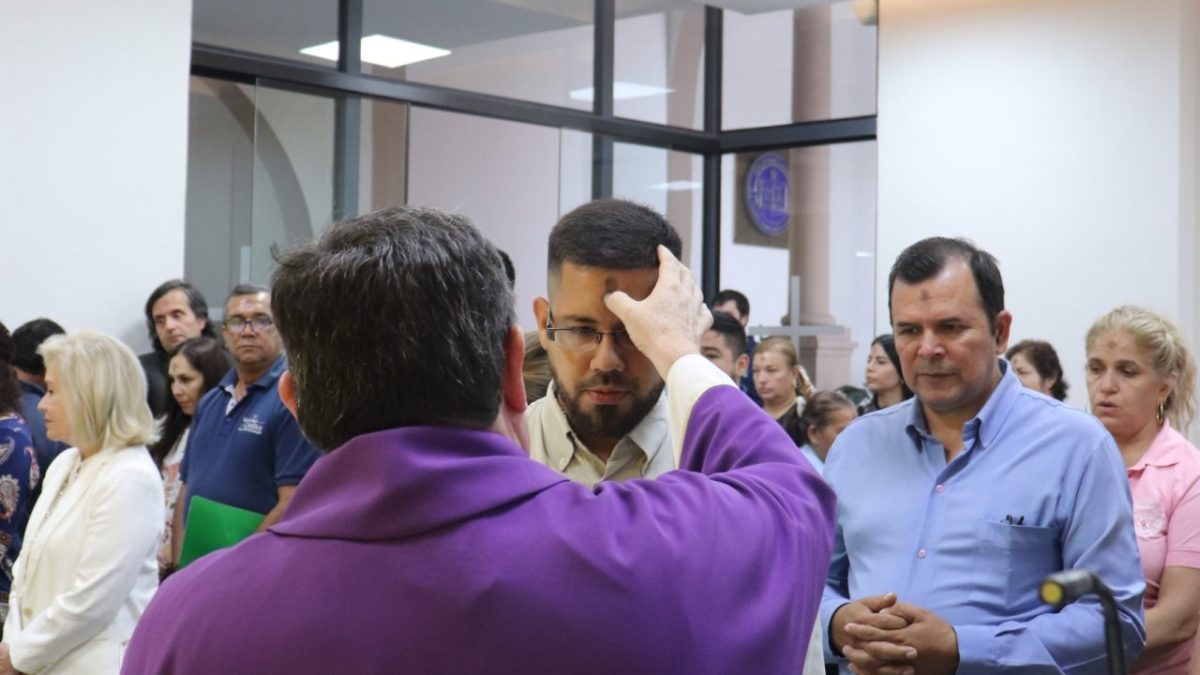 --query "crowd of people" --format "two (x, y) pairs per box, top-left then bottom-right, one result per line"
(0, 199), (1195, 673)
